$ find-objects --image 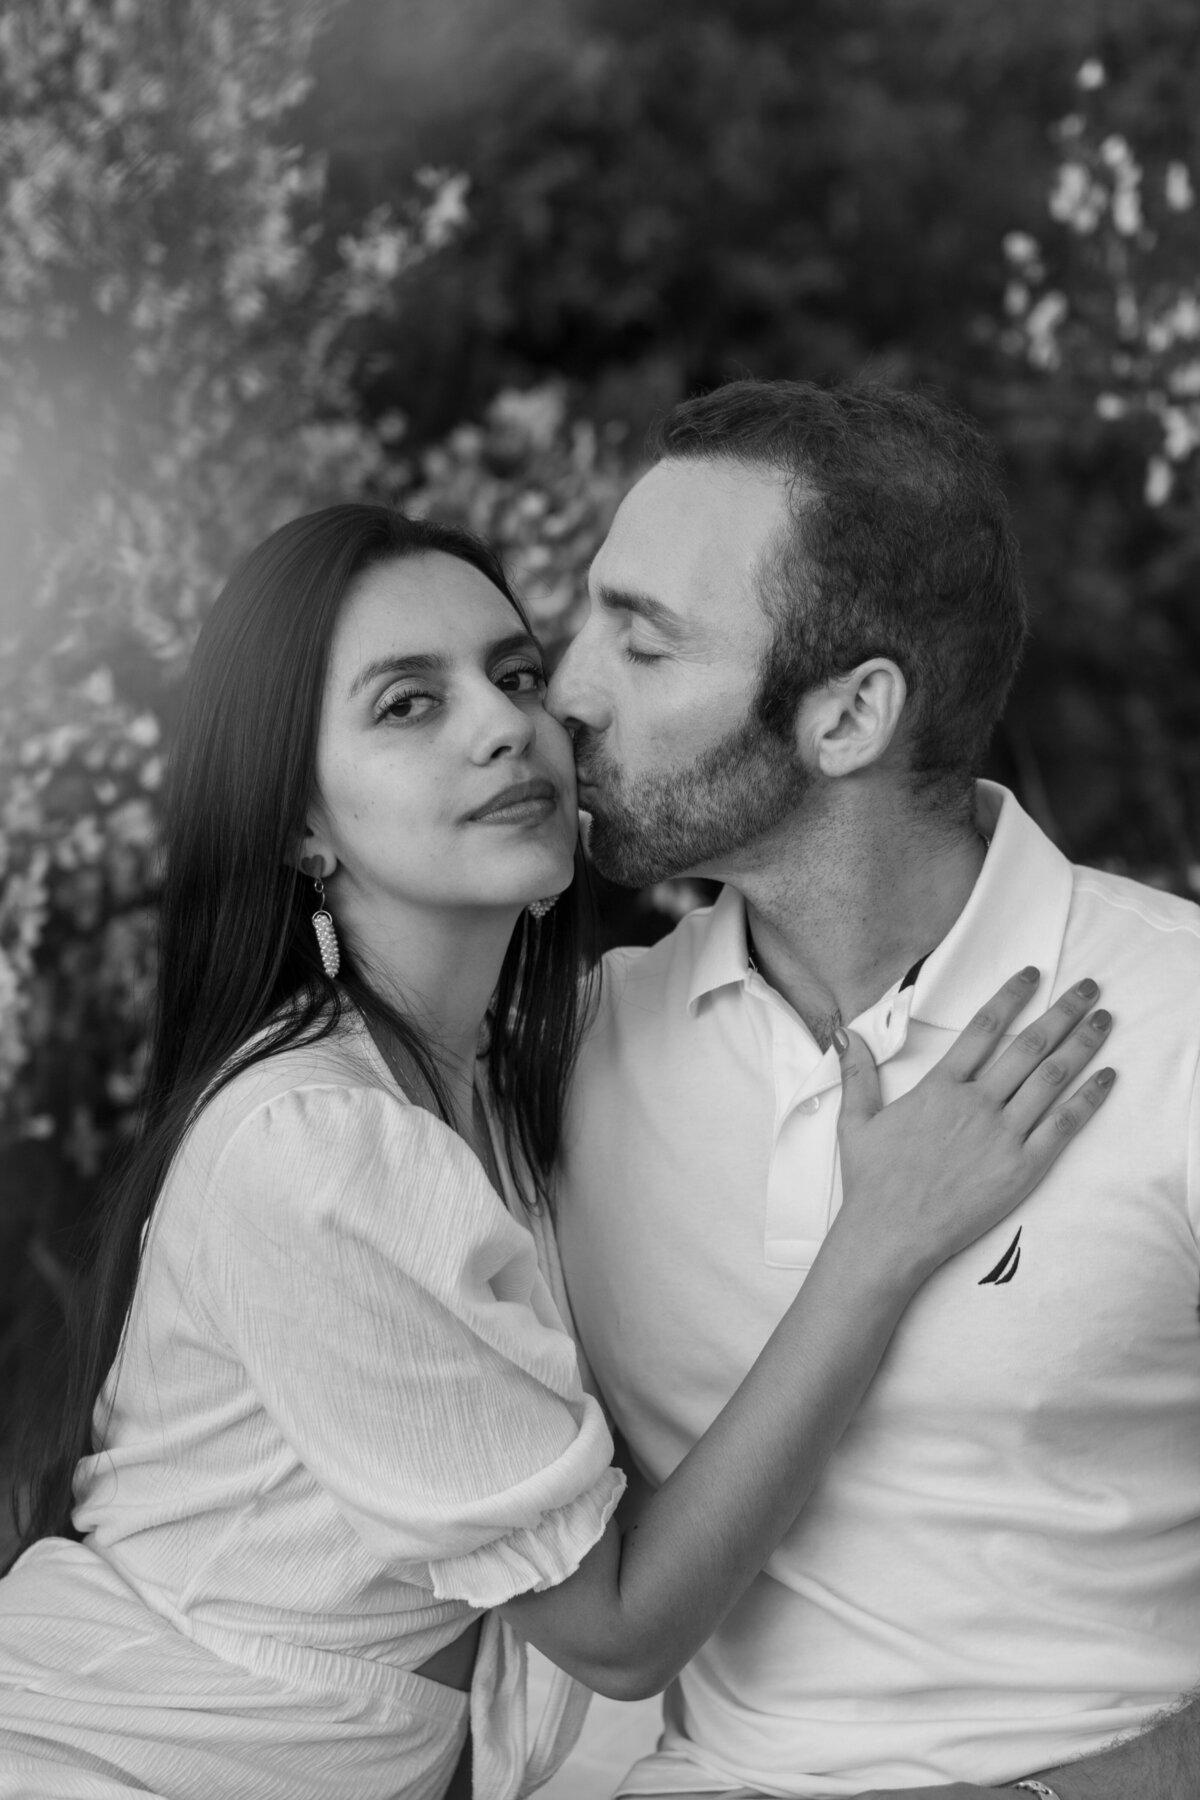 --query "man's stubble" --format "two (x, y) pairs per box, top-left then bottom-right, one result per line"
(575, 710), (811, 889)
